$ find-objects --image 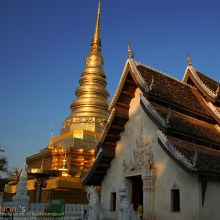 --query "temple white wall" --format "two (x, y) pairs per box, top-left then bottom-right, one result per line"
(100, 88), (220, 220)
(153, 142), (199, 220)
(199, 181), (220, 220)
(101, 88), (146, 211)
